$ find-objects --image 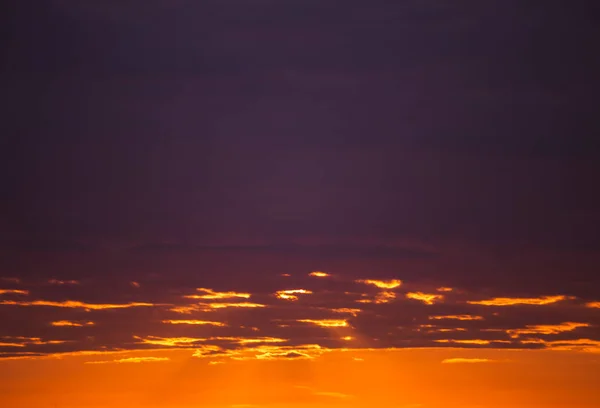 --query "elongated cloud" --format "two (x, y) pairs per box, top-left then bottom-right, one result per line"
(0, 300), (154, 310)
(356, 279), (402, 289)
(309, 271), (330, 278)
(298, 319), (349, 328)
(507, 322), (590, 338)
(429, 315), (483, 321)
(162, 320), (227, 327)
(406, 292), (444, 305)
(437, 287), (453, 292)
(185, 288), (250, 300)
(207, 302), (265, 309)
(51, 320), (95, 327)
(586, 302), (600, 309)
(134, 336), (206, 347)
(0, 289), (29, 295)
(275, 289), (313, 301)
(435, 339), (492, 345)
(442, 358), (494, 364)
(48, 279), (79, 285)
(86, 357), (170, 364)
(467, 295), (567, 306)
